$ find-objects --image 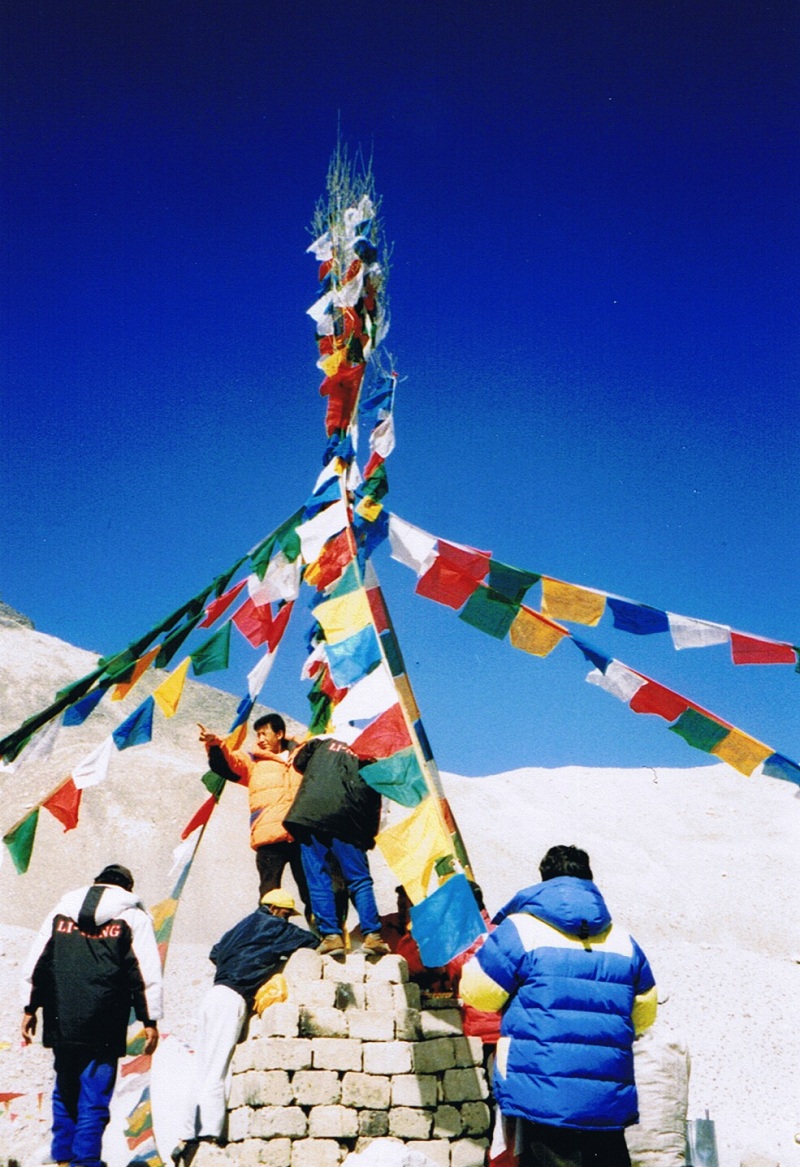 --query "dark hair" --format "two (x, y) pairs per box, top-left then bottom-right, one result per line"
(94, 863), (134, 891)
(539, 845), (593, 882)
(254, 713), (286, 735)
